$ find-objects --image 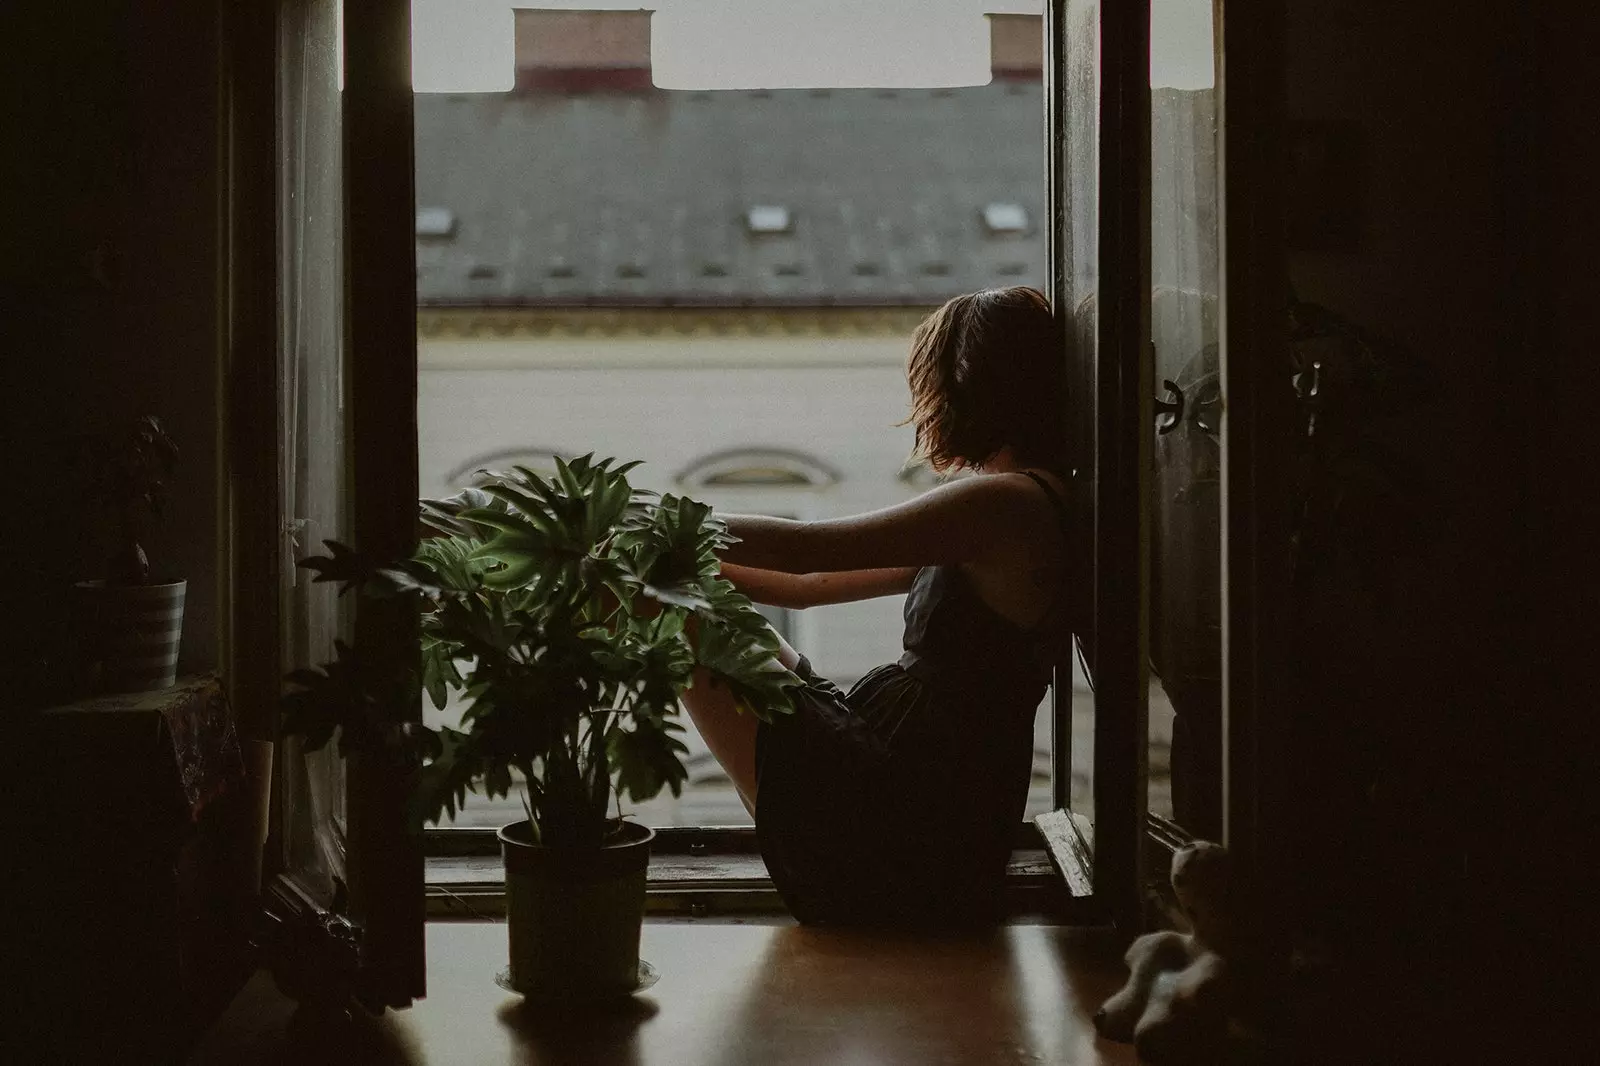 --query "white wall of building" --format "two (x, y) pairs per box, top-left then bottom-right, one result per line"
(419, 327), (921, 686)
